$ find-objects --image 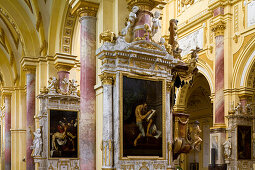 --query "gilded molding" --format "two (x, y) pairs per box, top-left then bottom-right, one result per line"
(61, 7), (76, 54)
(211, 20), (226, 36)
(181, 0), (194, 7)
(0, 6), (24, 49)
(71, 1), (99, 18)
(234, 4), (239, 33)
(54, 53), (77, 71)
(20, 57), (38, 73)
(99, 73), (116, 85)
(24, 0), (33, 13)
(36, 12), (42, 32)
(126, 0), (166, 11)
